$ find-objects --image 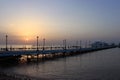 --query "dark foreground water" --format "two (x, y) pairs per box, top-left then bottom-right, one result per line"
(0, 48), (120, 80)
